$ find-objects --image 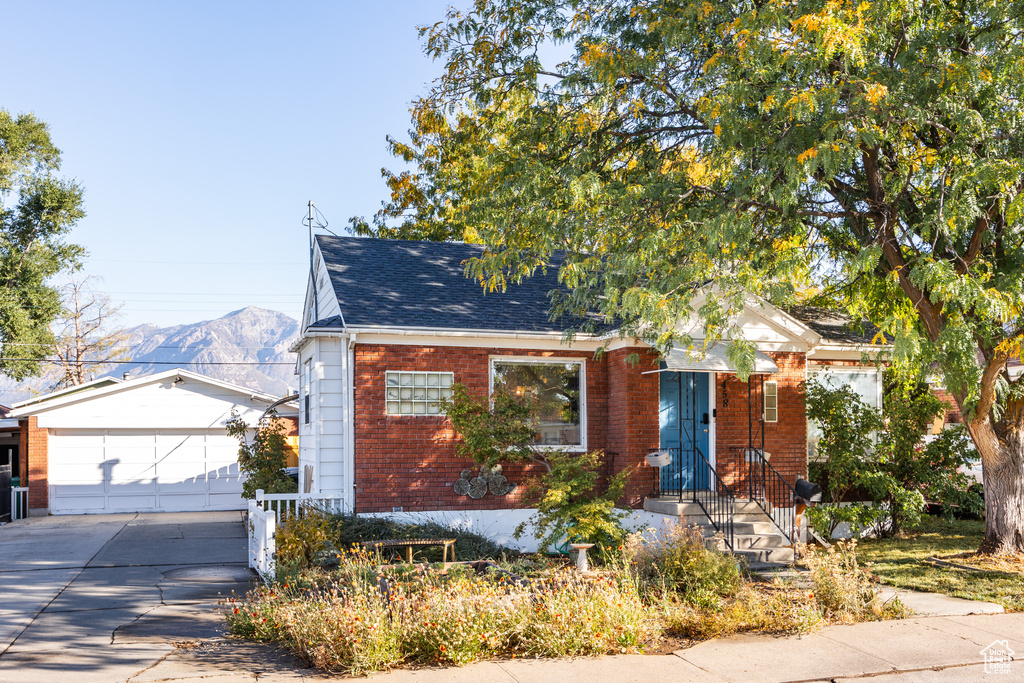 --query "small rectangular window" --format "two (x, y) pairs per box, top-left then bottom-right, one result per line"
(385, 371), (454, 415)
(764, 380), (778, 423)
(303, 359), (312, 425)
